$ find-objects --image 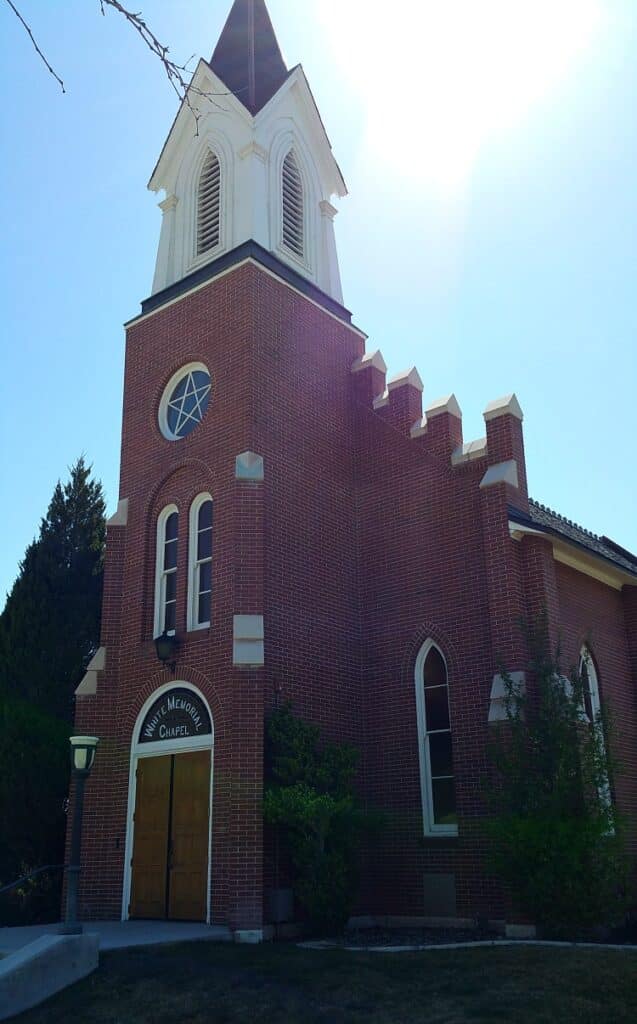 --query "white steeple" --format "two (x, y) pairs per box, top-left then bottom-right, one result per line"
(148, 0), (347, 304)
